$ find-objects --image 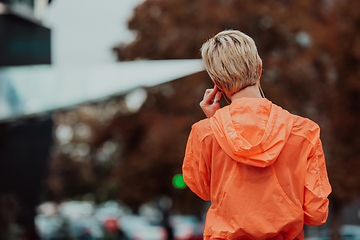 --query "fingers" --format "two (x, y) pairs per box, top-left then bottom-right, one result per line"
(201, 89), (214, 106)
(203, 89), (213, 99)
(199, 86), (223, 118)
(203, 86), (222, 105)
(214, 90), (222, 103)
